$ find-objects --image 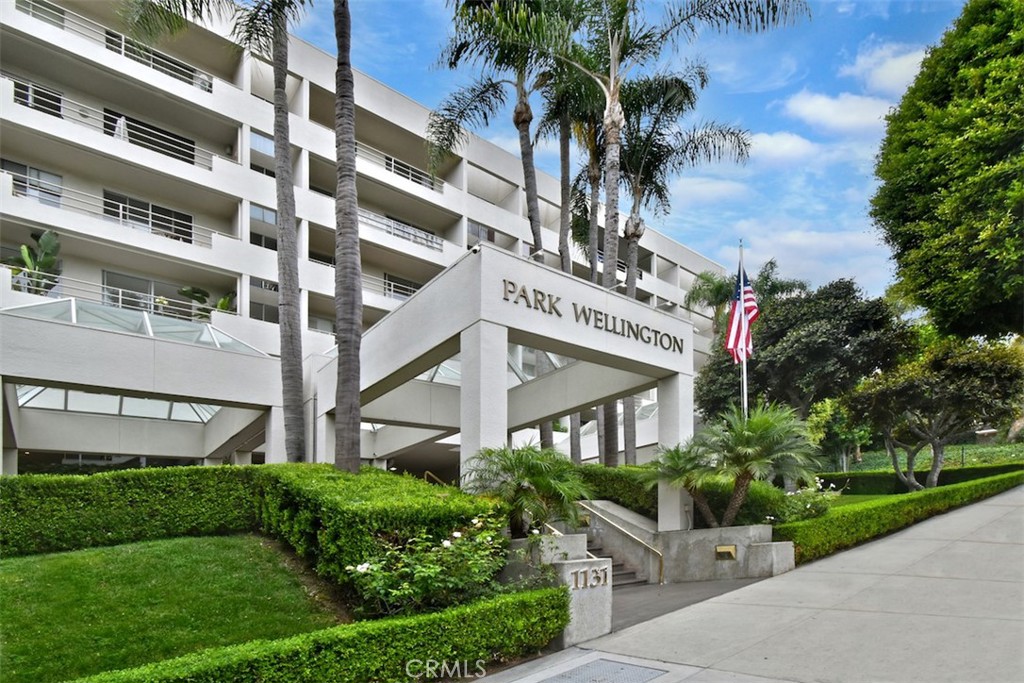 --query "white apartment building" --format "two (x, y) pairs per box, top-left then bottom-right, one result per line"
(0, 0), (722, 478)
